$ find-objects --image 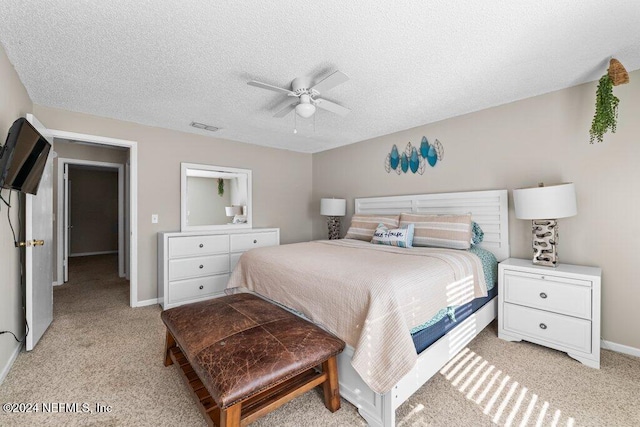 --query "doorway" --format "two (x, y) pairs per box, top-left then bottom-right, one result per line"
(48, 130), (139, 307)
(58, 160), (124, 283)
